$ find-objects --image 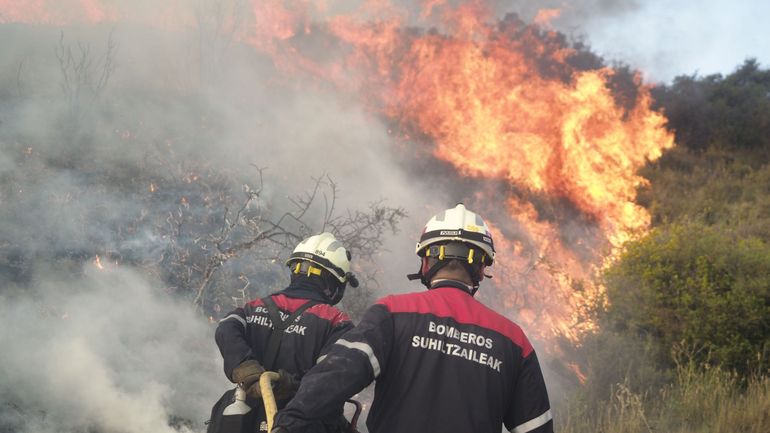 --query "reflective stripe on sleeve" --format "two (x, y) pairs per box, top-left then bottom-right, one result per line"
(335, 339), (381, 377)
(316, 354), (328, 364)
(219, 314), (246, 328)
(511, 409), (552, 433)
